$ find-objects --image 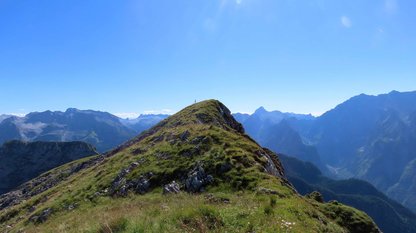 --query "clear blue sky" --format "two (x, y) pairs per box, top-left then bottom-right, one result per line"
(0, 0), (415, 117)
